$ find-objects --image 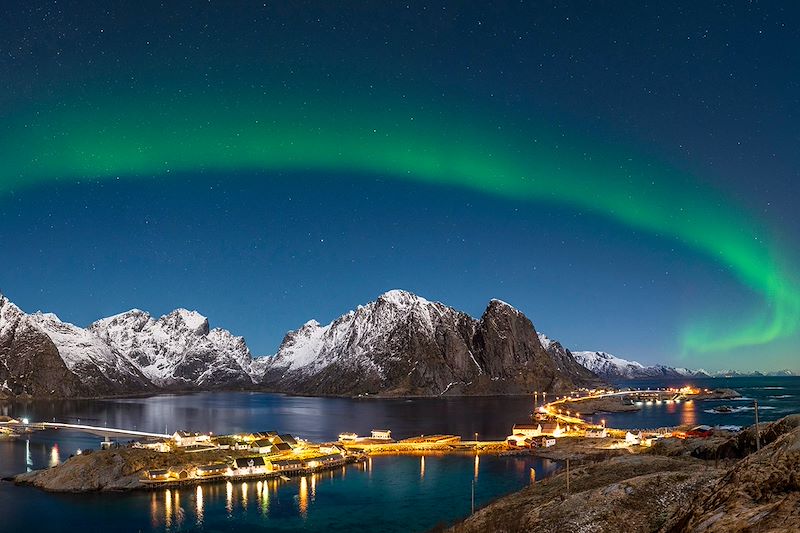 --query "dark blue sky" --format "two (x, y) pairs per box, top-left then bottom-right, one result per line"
(1, 2), (798, 370)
